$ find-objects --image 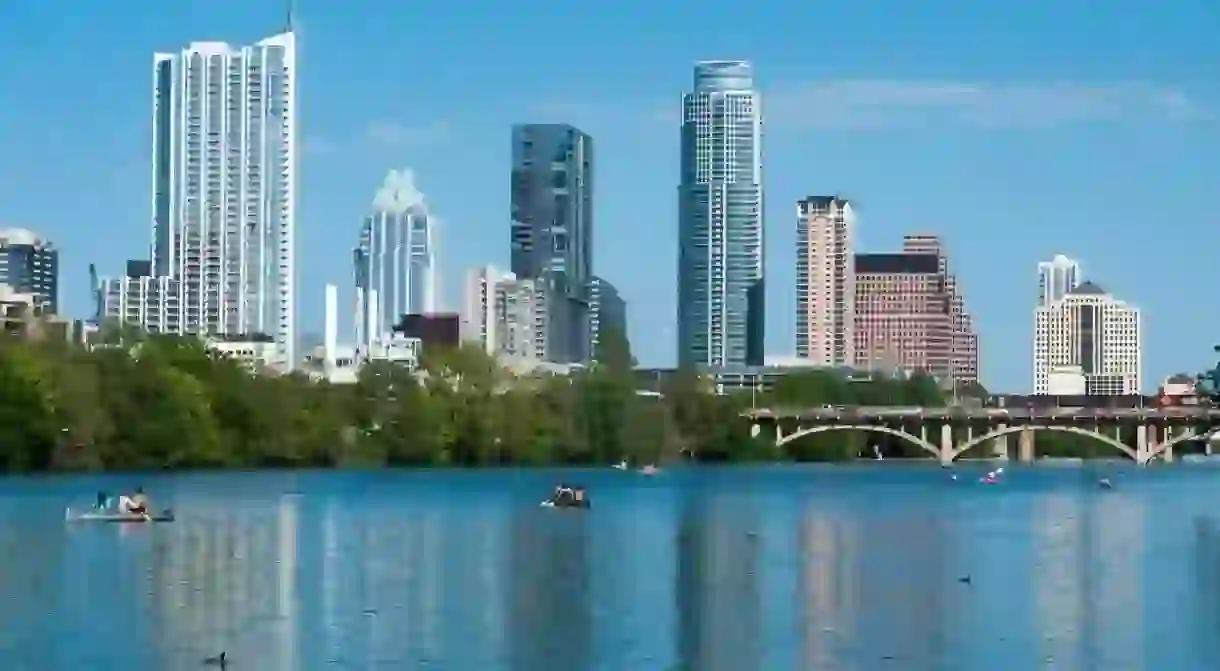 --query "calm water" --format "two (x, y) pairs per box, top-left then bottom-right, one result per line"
(1, 464), (1220, 670)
